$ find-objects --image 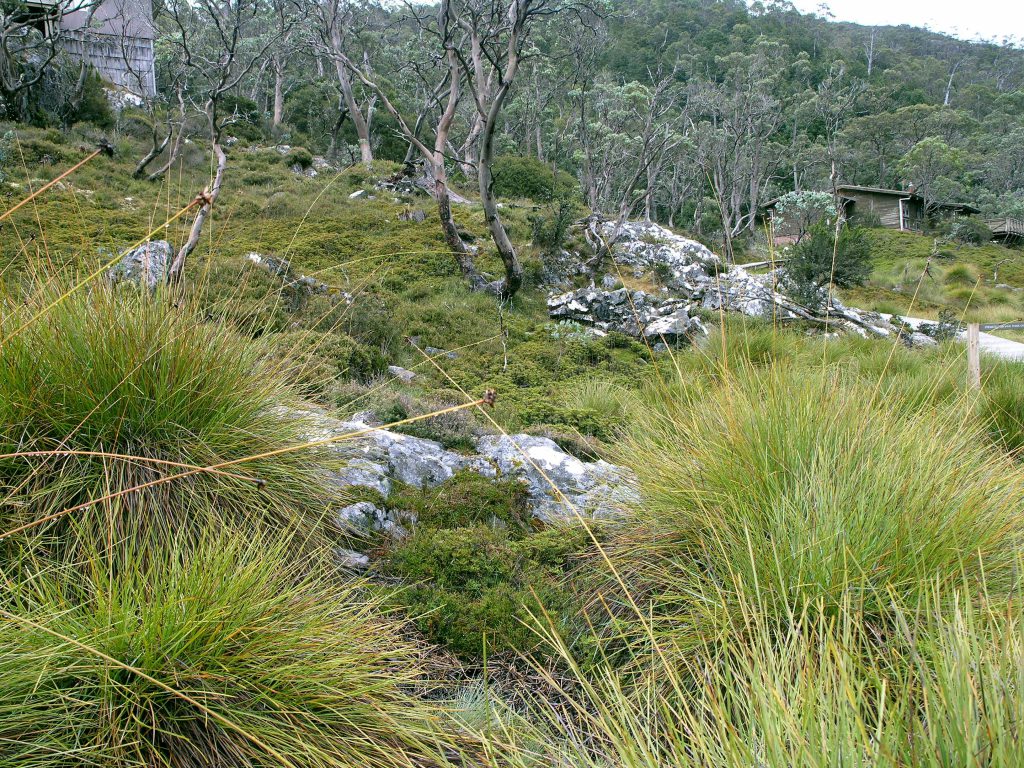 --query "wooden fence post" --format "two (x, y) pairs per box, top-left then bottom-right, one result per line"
(967, 323), (981, 390)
